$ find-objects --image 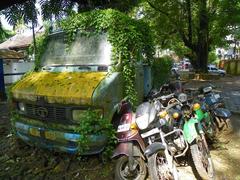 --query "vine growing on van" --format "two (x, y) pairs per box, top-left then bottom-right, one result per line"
(60, 9), (155, 107)
(73, 109), (117, 158)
